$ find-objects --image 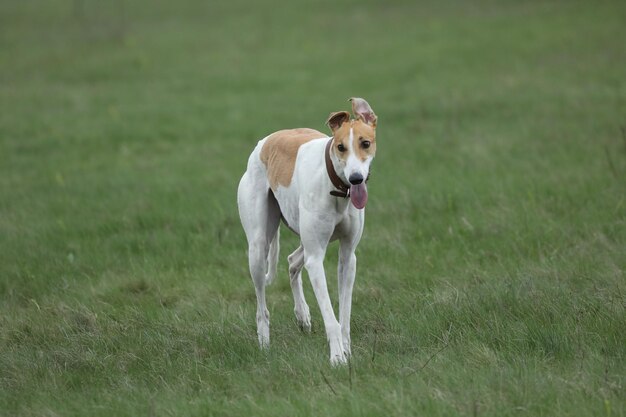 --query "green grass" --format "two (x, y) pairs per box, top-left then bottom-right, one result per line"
(1, 0), (625, 415)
